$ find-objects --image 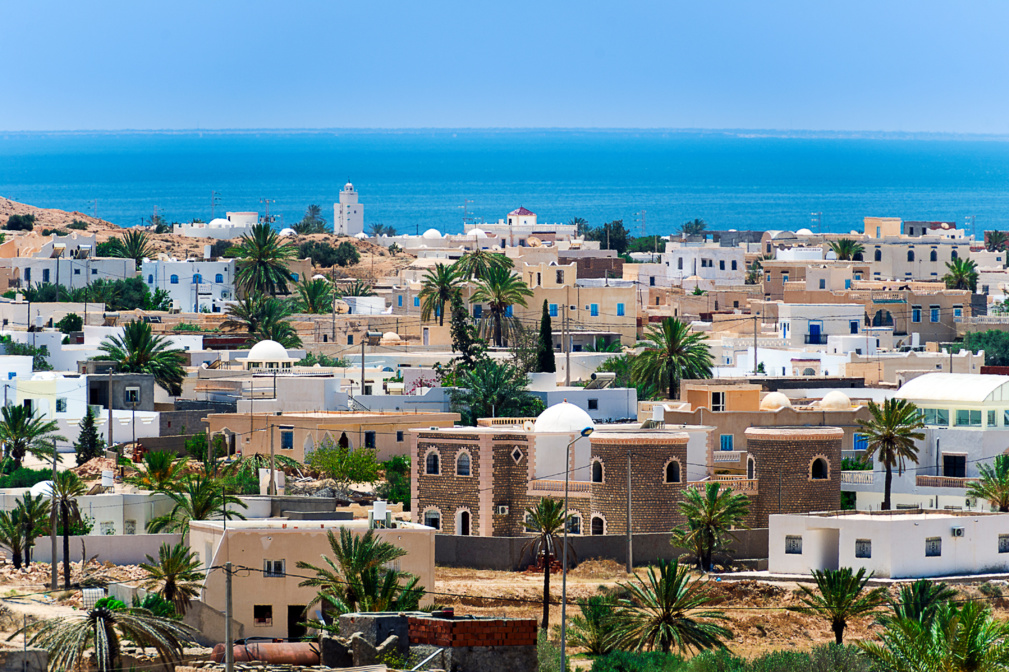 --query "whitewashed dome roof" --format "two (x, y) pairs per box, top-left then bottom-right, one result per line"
(422, 228), (443, 240)
(246, 340), (289, 362)
(355, 232), (369, 239)
(208, 218), (229, 227)
(279, 227), (296, 237)
(820, 390), (852, 411)
(382, 331), (401, 341)
(533, 401), (595, 434)
(468, 228), (488, 238)
(760, 391), (792, 411)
